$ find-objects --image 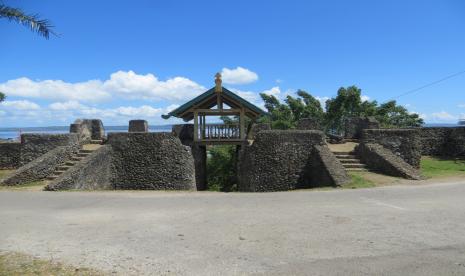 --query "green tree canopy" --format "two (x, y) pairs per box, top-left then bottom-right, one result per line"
(259, 90), (324, 129)
(0, 92), (4, 102)
(259, 86), (423, 130)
